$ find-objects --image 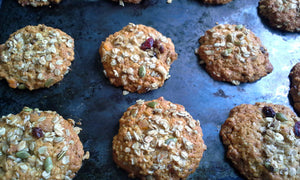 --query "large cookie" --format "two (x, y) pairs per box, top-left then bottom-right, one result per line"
(289, 63), (300, 115)
(0, 107), (89, 179)
(112, 97), (206, 179)
(202, 0), (232, 4)
(18, 0), (62, 7)
(0, 24), (75, 90)
(198, 24), (273, 85)
(220, 103), (300, 179)
(259, 0), (300, 32)
(99, 23), (178, 93)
